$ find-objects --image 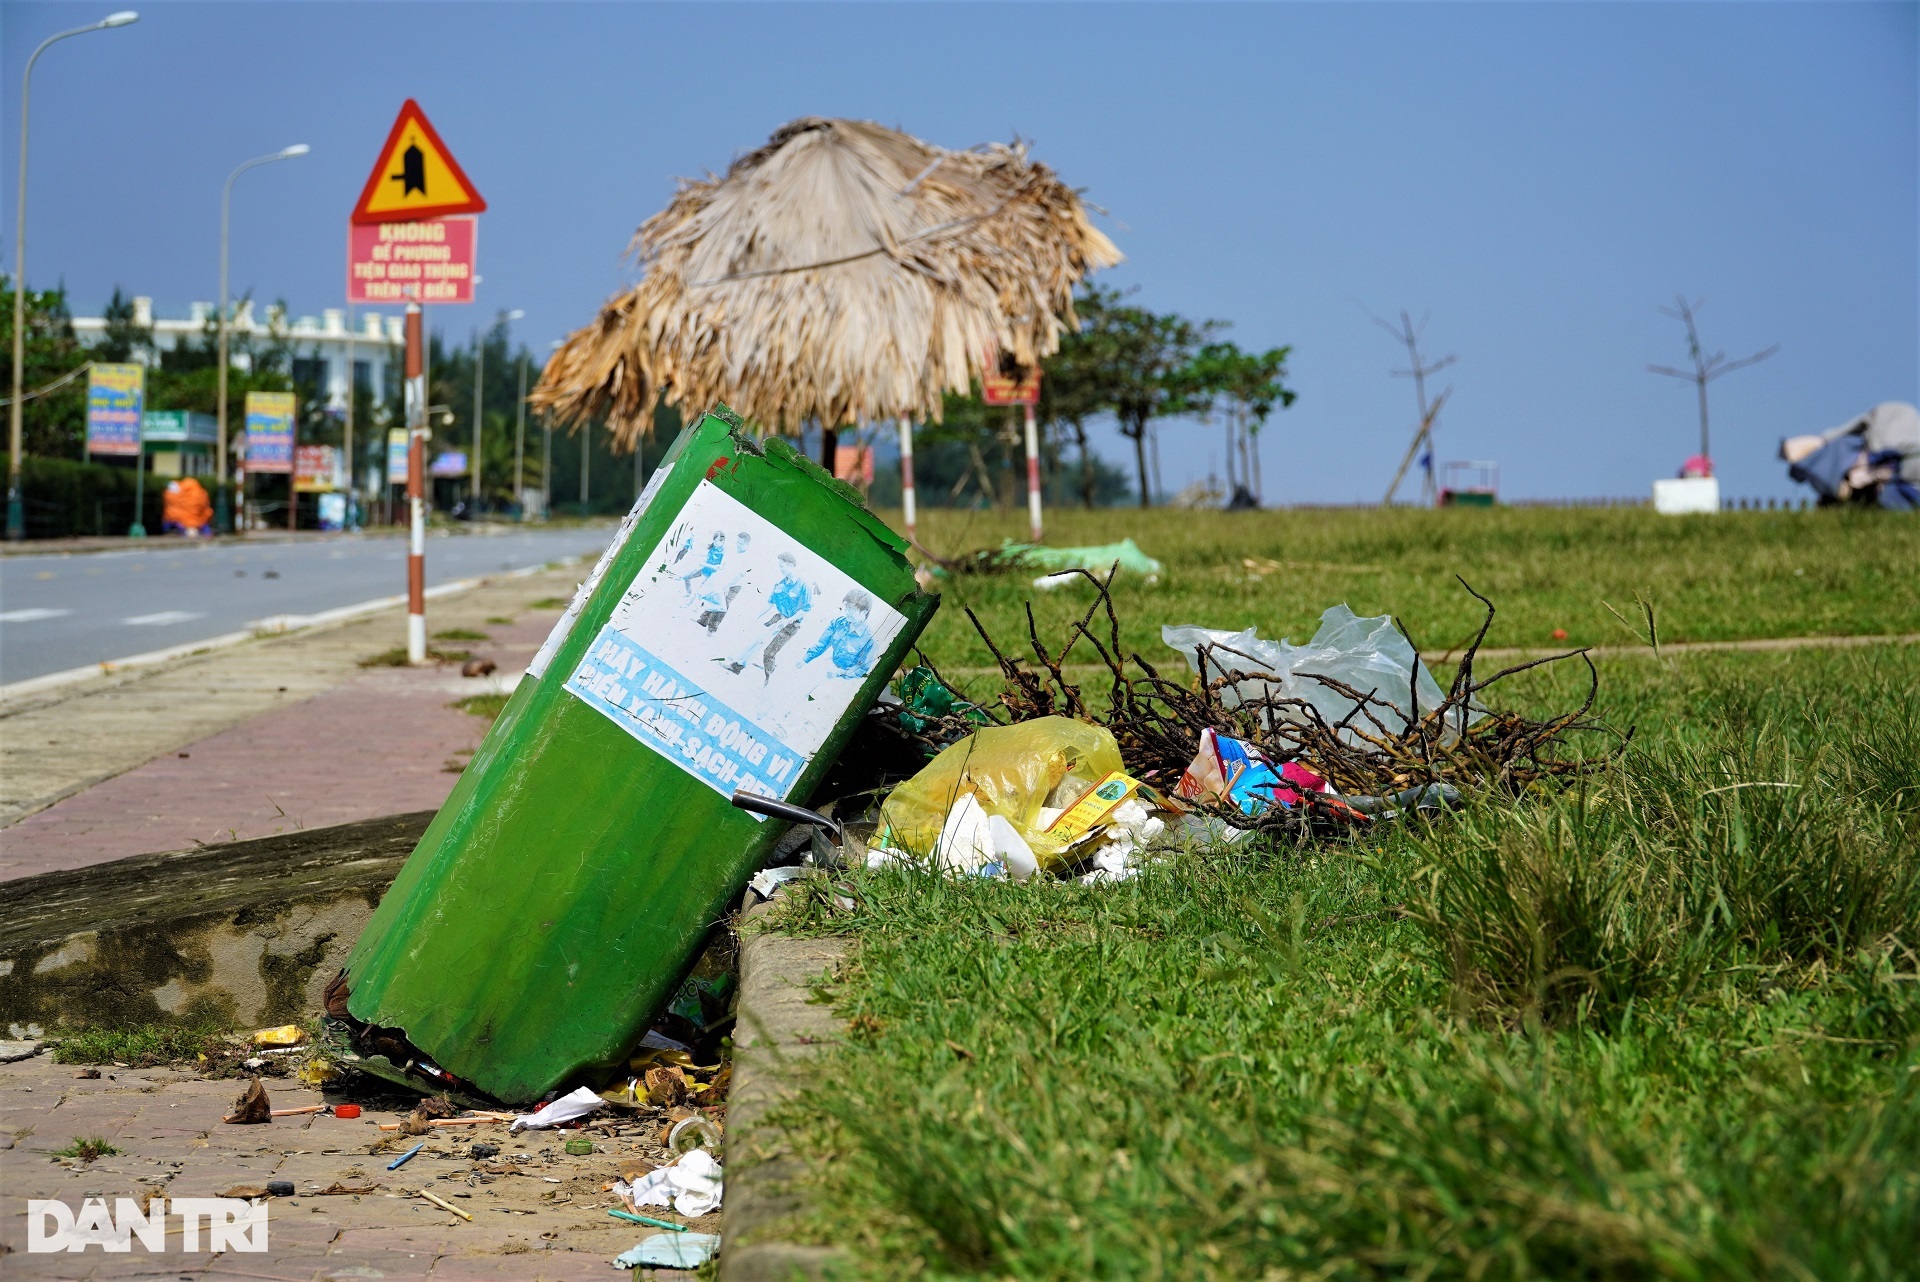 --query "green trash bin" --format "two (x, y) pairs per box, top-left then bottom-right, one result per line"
(339, 409), (937, 1103)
